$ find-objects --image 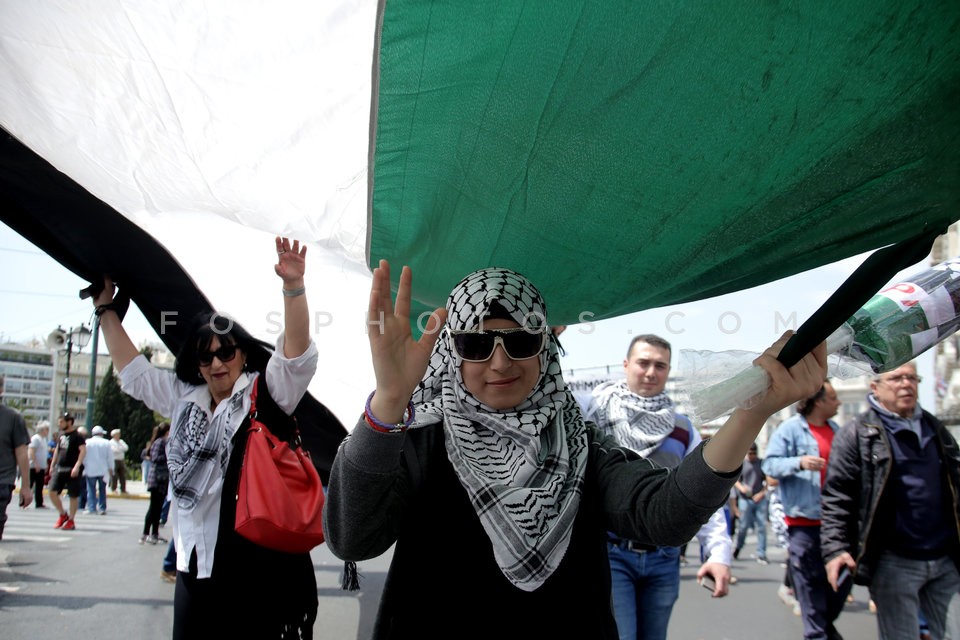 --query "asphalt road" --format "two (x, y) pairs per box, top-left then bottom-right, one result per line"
(0, 488), (388, 640)
(670, 545), (877, 640)
(0, 488), (878, 639)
